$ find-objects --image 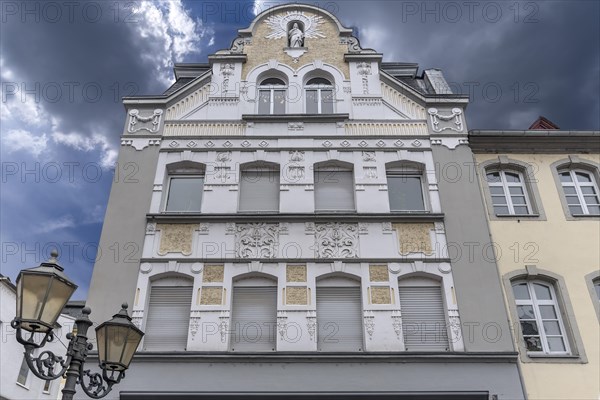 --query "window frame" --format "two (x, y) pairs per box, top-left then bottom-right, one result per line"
(558, 168), (600, 216)
(551, 157), (600, 220)
(257, 78), (287, 115)
(479, 157), (546, 220)
(164, 175), (205, 213)
(16, 354), (30, 388)
(238, 163), (281, 213)
(313, 163), (356, 213)
(485, 169), (532, 216)
(503, 268), (587, 363)
(305, 77), (334, 114)
(511, 280), (571, 356)
(386, 163), (429, 213)
(585, 271), (600, 321)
